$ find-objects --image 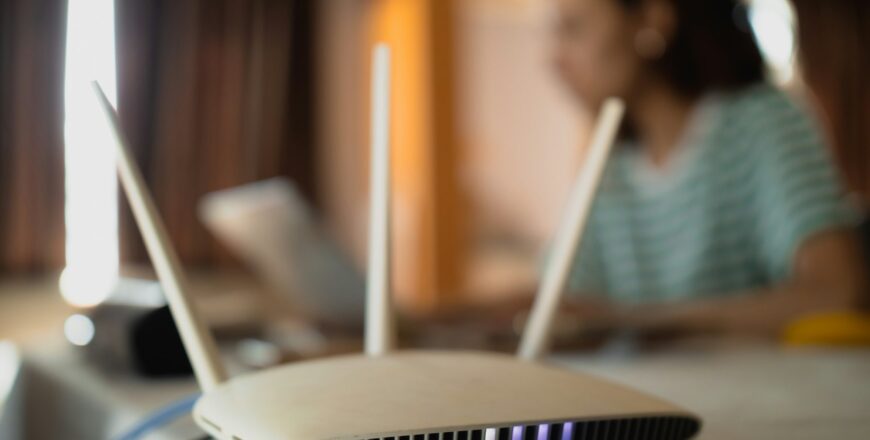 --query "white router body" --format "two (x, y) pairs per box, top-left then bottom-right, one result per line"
(93, 44), (700, 440)
(196, 351), (697, 439)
